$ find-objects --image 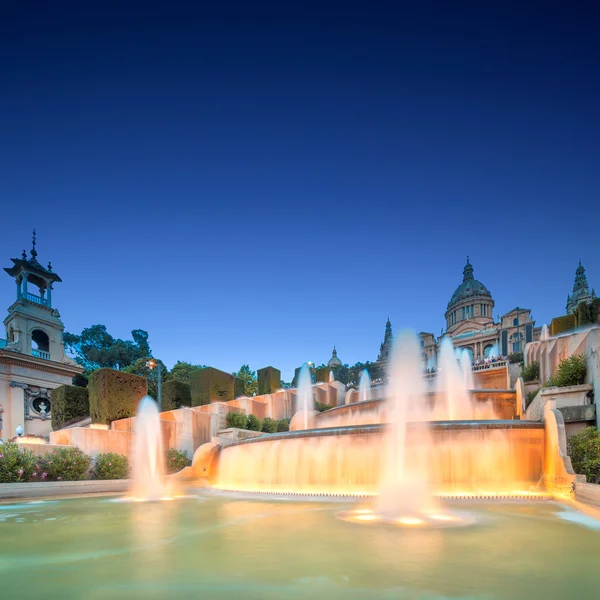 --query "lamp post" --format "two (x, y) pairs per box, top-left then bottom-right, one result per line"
(147, 359), (162, 411)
